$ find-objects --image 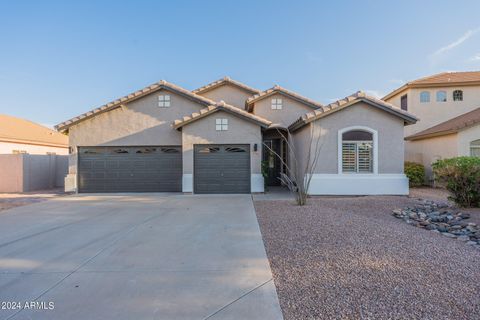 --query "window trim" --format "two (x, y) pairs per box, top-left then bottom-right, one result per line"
(420, 91), (430, 103)
(215, 118), (228, 131)
(158, 94), (171, 107)
(338, 126), (378, 174)
(470, 139), (480, 157)
(436, 90), (447, 102)
(453, 90), (463, 102)
(271, 98), (283, 110)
